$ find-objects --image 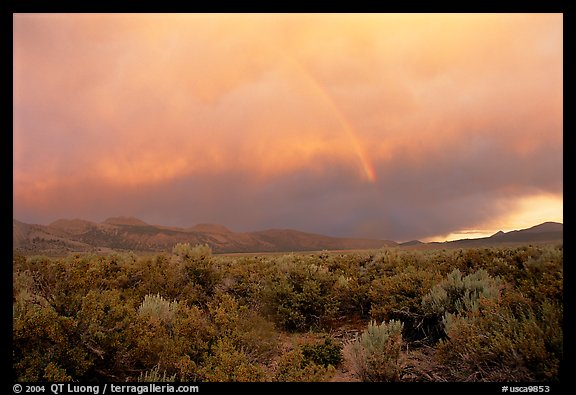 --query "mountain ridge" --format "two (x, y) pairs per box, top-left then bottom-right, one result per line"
(434, 222), (563, 248)
(103, 216), (150, 227)
(13, 217), (397, 255)
(12, 217), (562, 256)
